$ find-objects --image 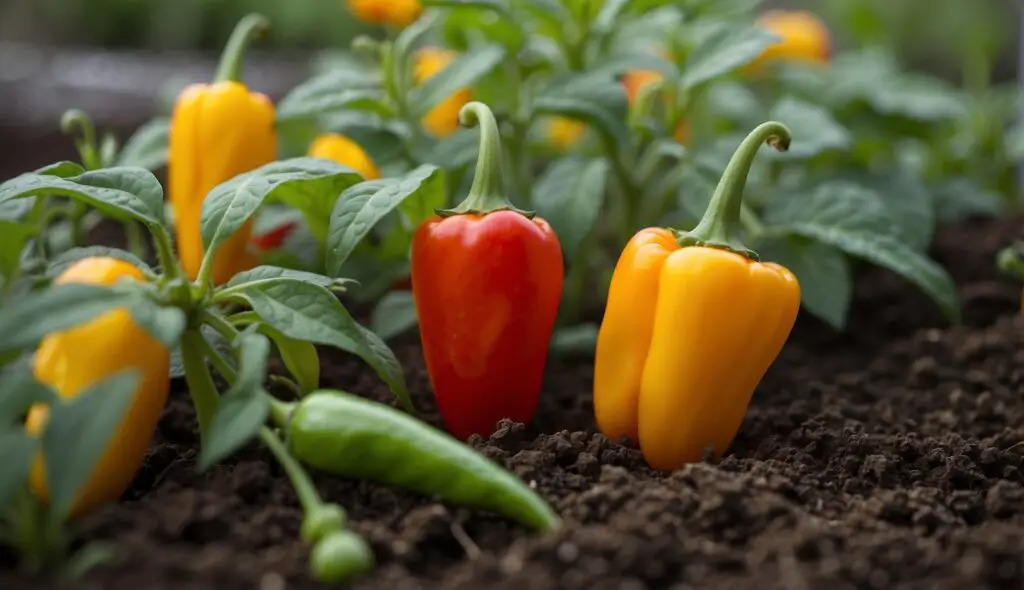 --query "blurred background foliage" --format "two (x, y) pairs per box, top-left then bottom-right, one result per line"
(0, 0), (1017, 84)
